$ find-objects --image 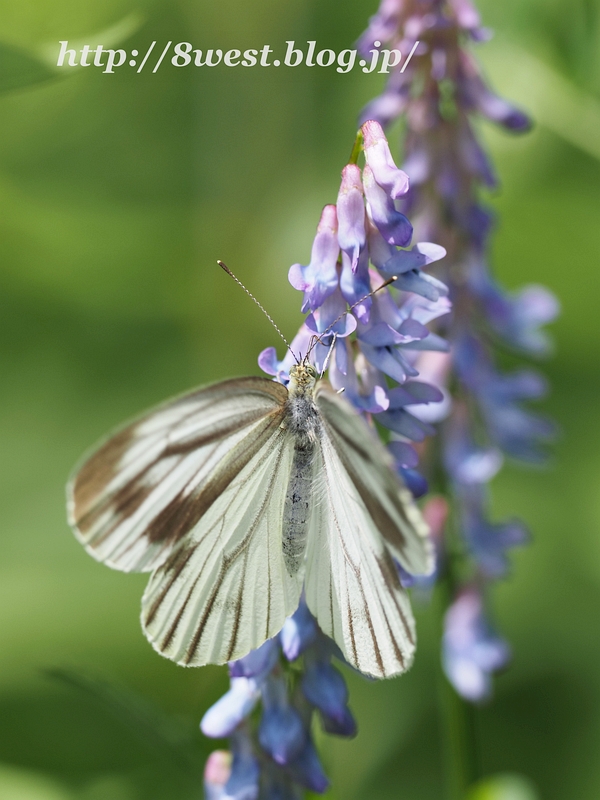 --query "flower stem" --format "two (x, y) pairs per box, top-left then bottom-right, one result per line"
(348, 130), (363, 165)
(439, 667), (479, 800)
(437, 571), (480, 800)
